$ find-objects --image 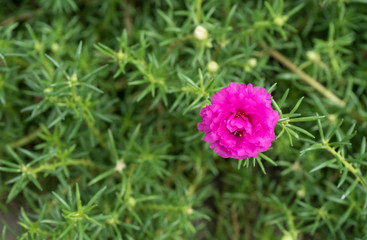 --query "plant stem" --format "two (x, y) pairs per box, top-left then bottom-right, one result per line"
(187, 166), (207, 196)
(267, 48), (346, 107)
(124, 163), (137, 200)
(231, 209), (240, 240)
(70, 84), (107, 149)
(196, 0), (203, 23)
(82, 110), (108, 150)
(8, 128), (42, 149)
(324, 143), (367, 190)
(31, 158), (95, 174)
(135, 204), (186, 212)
